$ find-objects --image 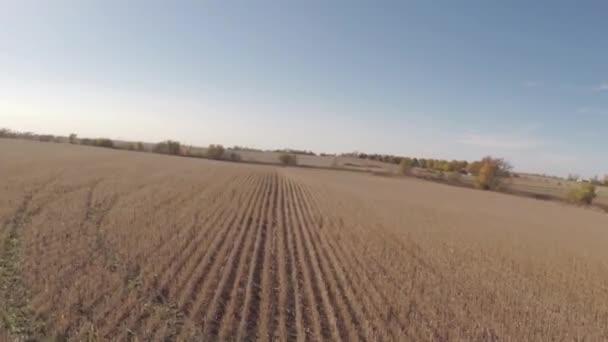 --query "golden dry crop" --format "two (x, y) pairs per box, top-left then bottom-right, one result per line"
(2, 139), (608, 341)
